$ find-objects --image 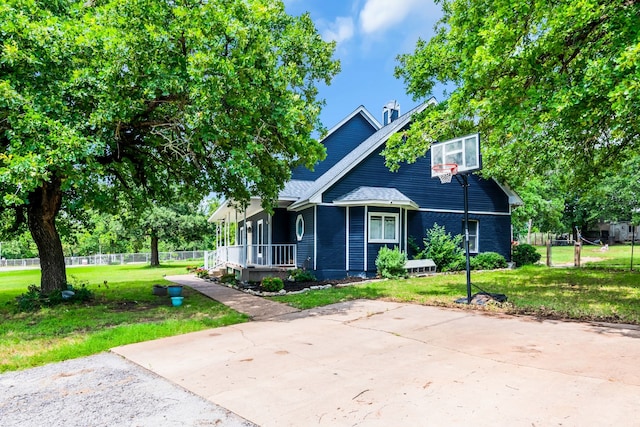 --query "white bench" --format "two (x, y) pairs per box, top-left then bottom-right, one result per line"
(405, 259), (436, 275)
